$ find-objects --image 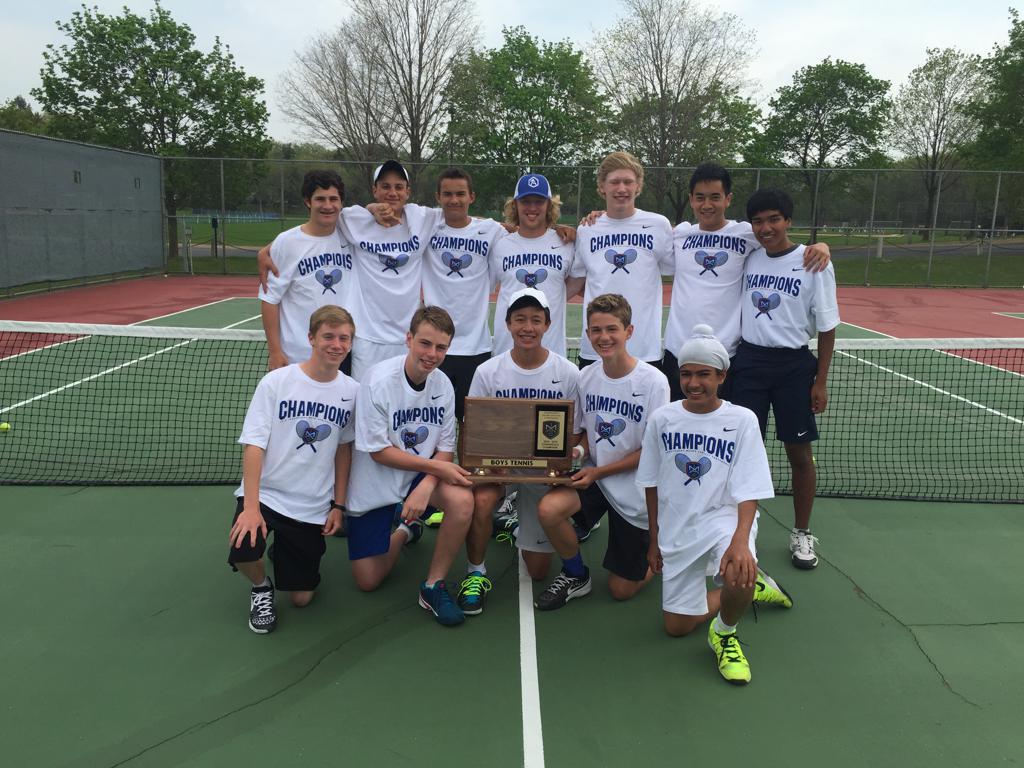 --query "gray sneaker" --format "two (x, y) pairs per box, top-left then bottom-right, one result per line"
(248, 580), (277, 634)
(790, 528), (819, 569)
